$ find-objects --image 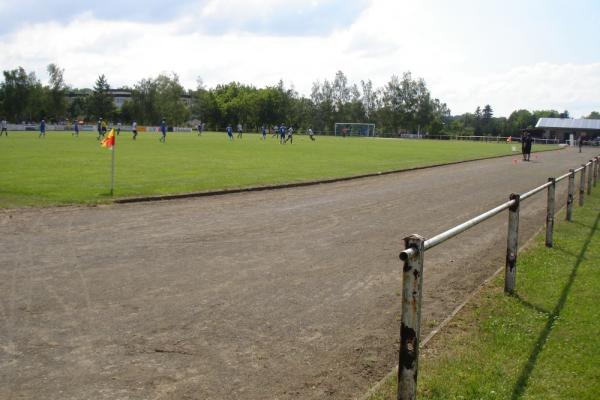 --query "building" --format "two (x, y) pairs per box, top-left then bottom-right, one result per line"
(535, 118), (600, 142)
